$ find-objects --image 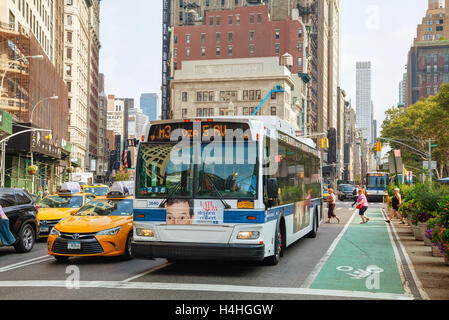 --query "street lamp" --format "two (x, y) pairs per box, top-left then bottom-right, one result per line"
(29, 95), (58, 194)
(0, 55), (44, 102)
